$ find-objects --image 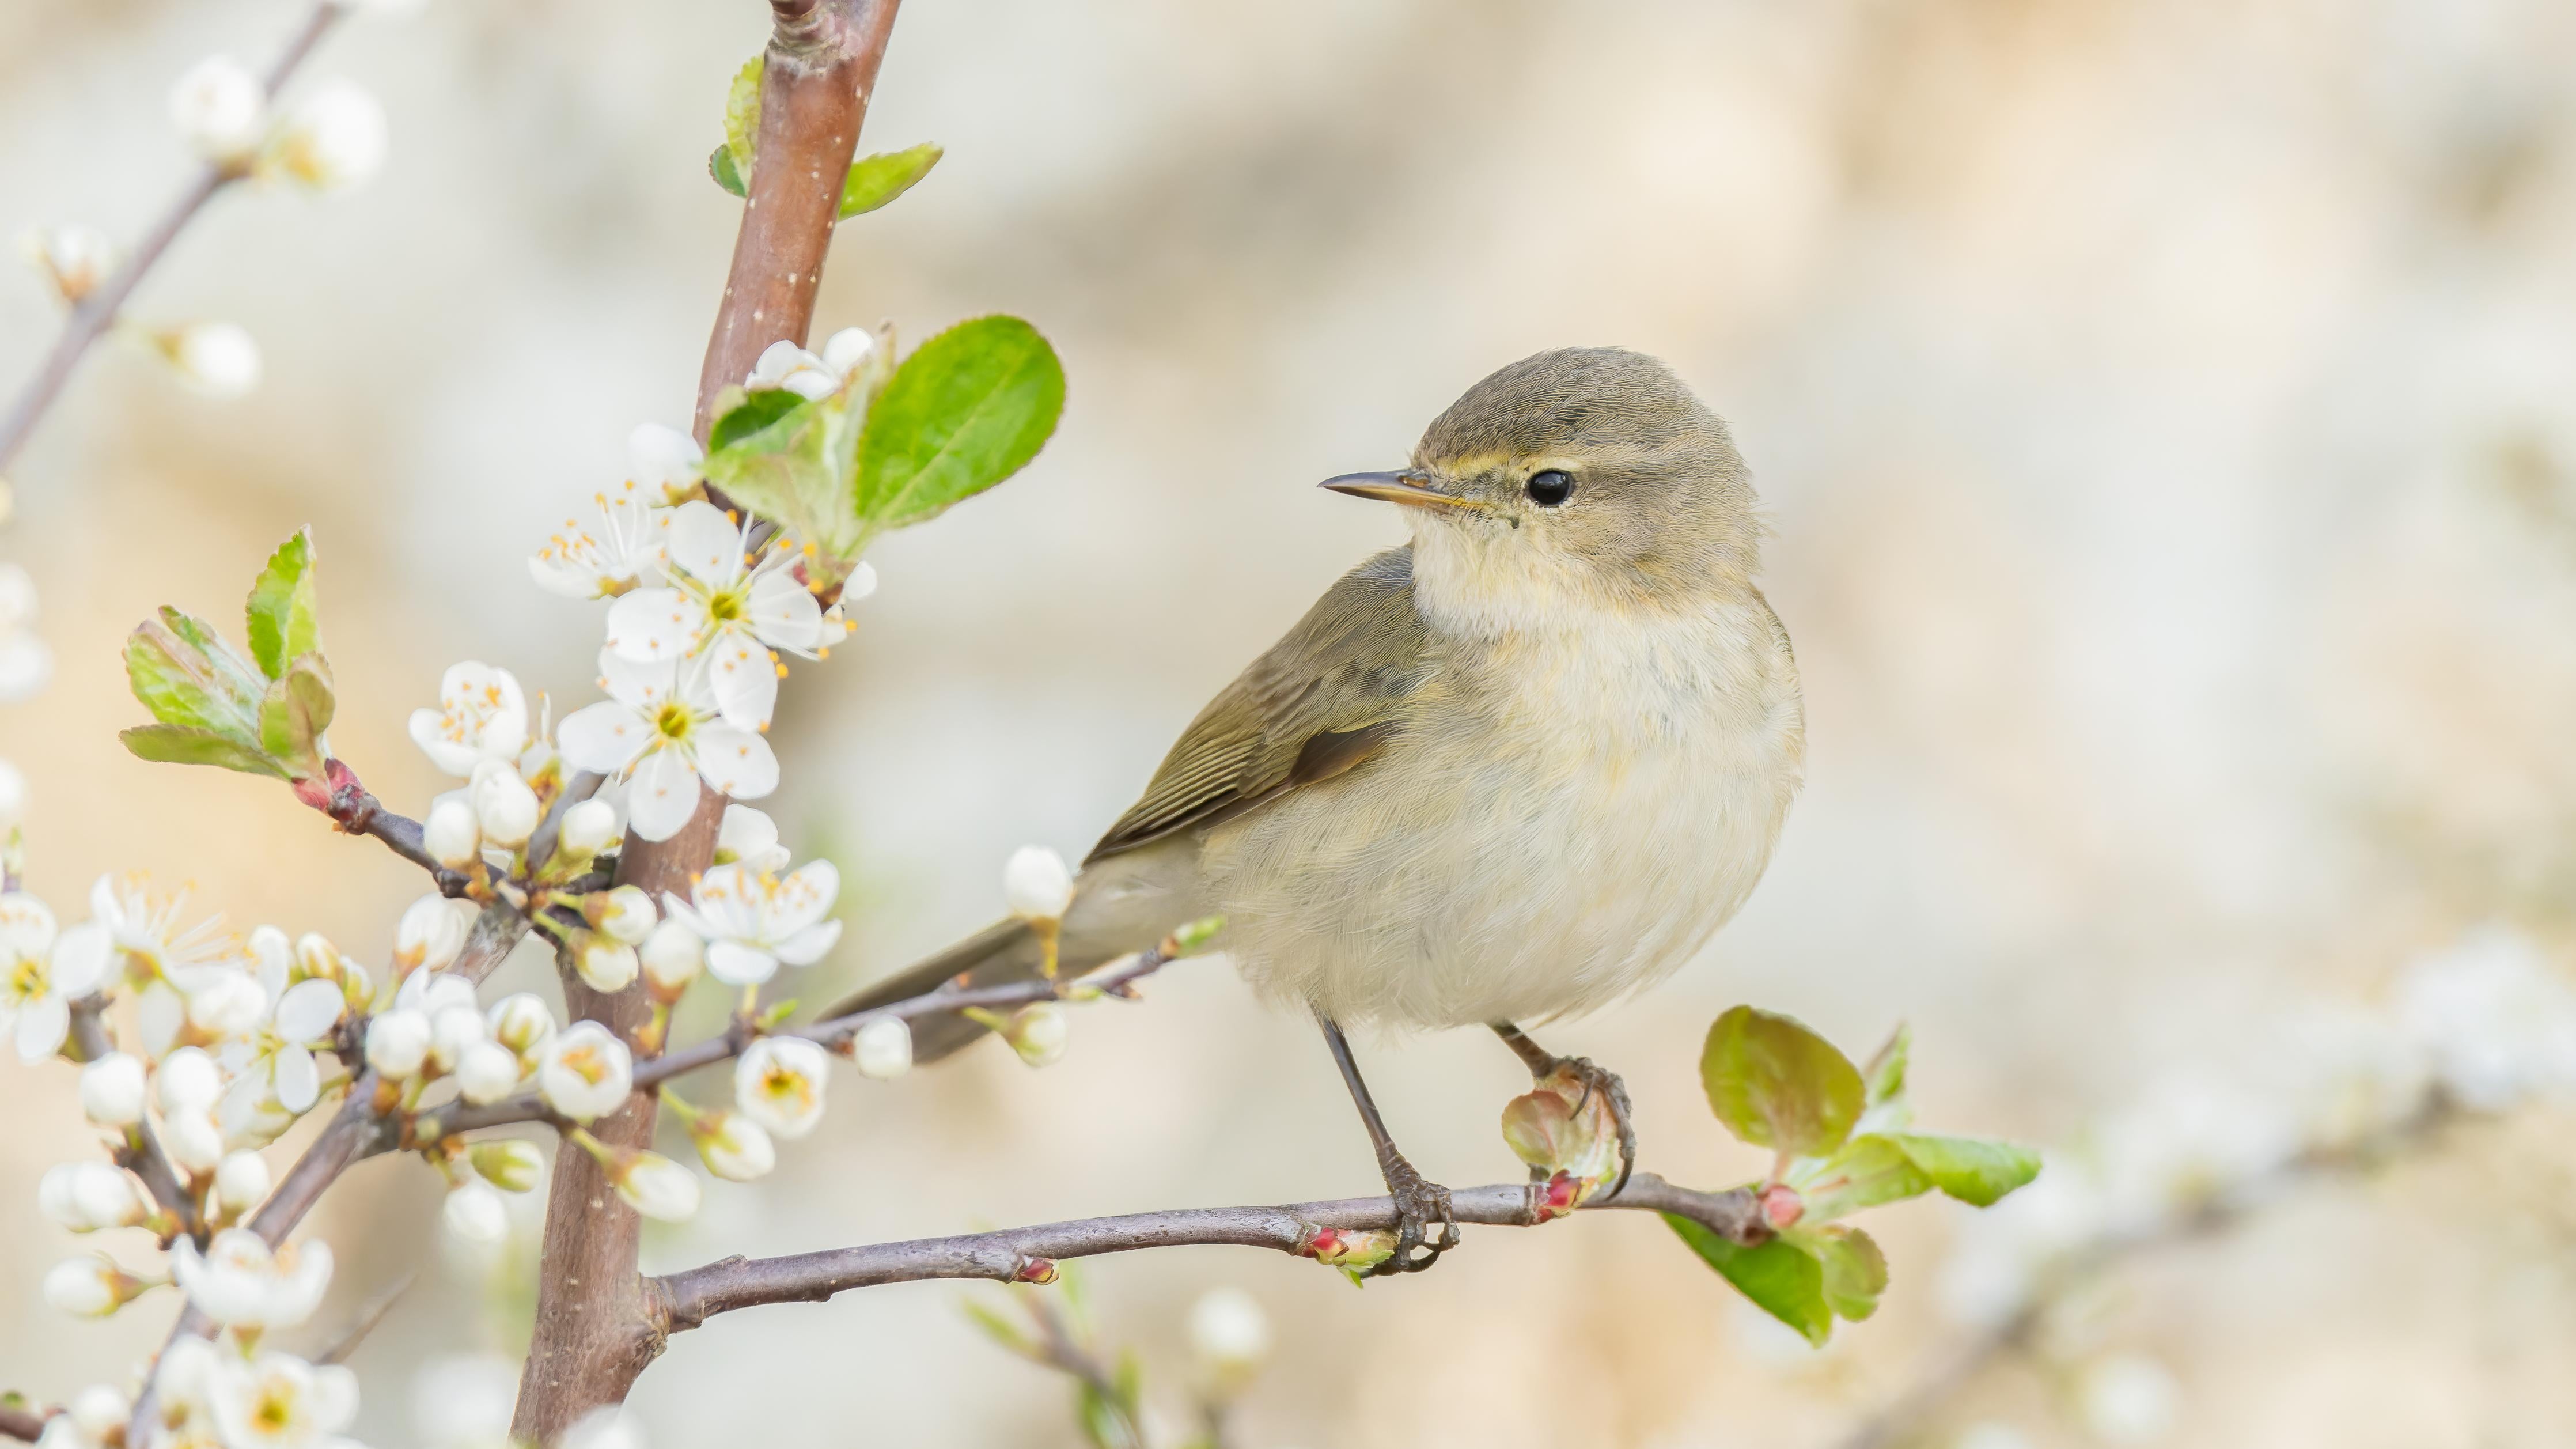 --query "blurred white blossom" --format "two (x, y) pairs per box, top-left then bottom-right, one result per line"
(626, 423), (704, 506)
(660, 860), (840, 987)
(209, 1352), (361, 1449)
(851, 1016), (912, 1080)
(713, 804), (789, 872)
(734, 1035), (828, 1139)
(1, 892), (103, 1062)
(2397, 927), (2576, 1111)
(157, 321), (263, 398)
(2079, 1353), (2179, 1444)
(412, 1353), (517, 1449)
(531, 483), (665, 600)
(21, 224), (113, 304)
(171, 1229), (331, 1329)
(267, 80), (387, 191)
(167, 55), (267, 162)
(1002, 846), (1075, 922)
(0, 563), (54, 703)
(78, 1051), (146, 1127)
(442, 1181), (510, 1243)
(538, 1022), (632, 1122)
